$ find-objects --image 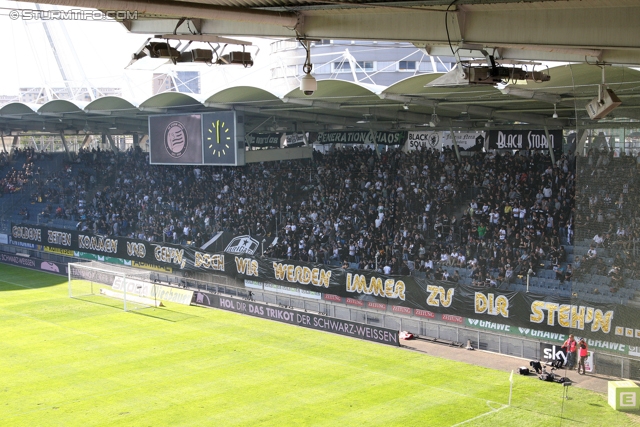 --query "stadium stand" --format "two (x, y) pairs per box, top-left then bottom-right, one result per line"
(1, 144), (639, 306)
